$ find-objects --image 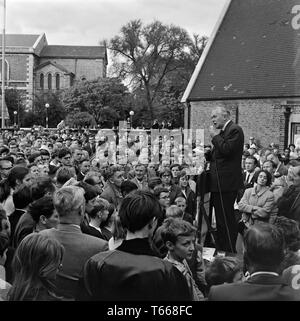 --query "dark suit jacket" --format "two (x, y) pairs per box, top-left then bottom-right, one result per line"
(40, 224), (108, 300)
(207, 120), (244, 192)
(243, 171), (256, 189)
(9, 209), (26, 241)
(208, 274), (300, 301)
(83, 238), (191, 301)
(12, 211), (35, 249)
(81, 223), (108, 241)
